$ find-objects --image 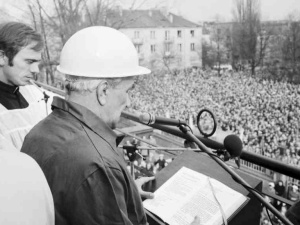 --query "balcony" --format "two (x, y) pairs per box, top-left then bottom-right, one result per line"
(132, 38), (143, 44)
(164, 37), (174, 43)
